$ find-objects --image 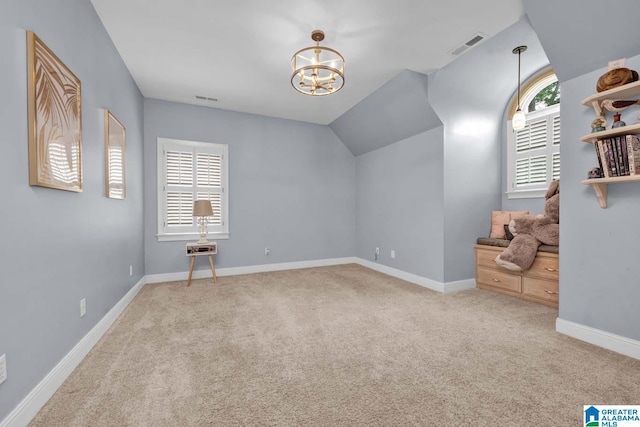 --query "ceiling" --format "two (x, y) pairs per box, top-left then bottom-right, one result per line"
(91, 0), (524, 125)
